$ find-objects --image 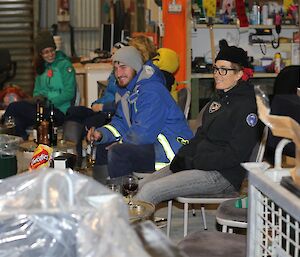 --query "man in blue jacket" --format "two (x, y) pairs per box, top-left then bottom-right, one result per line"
(87, 46), (193, 182)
